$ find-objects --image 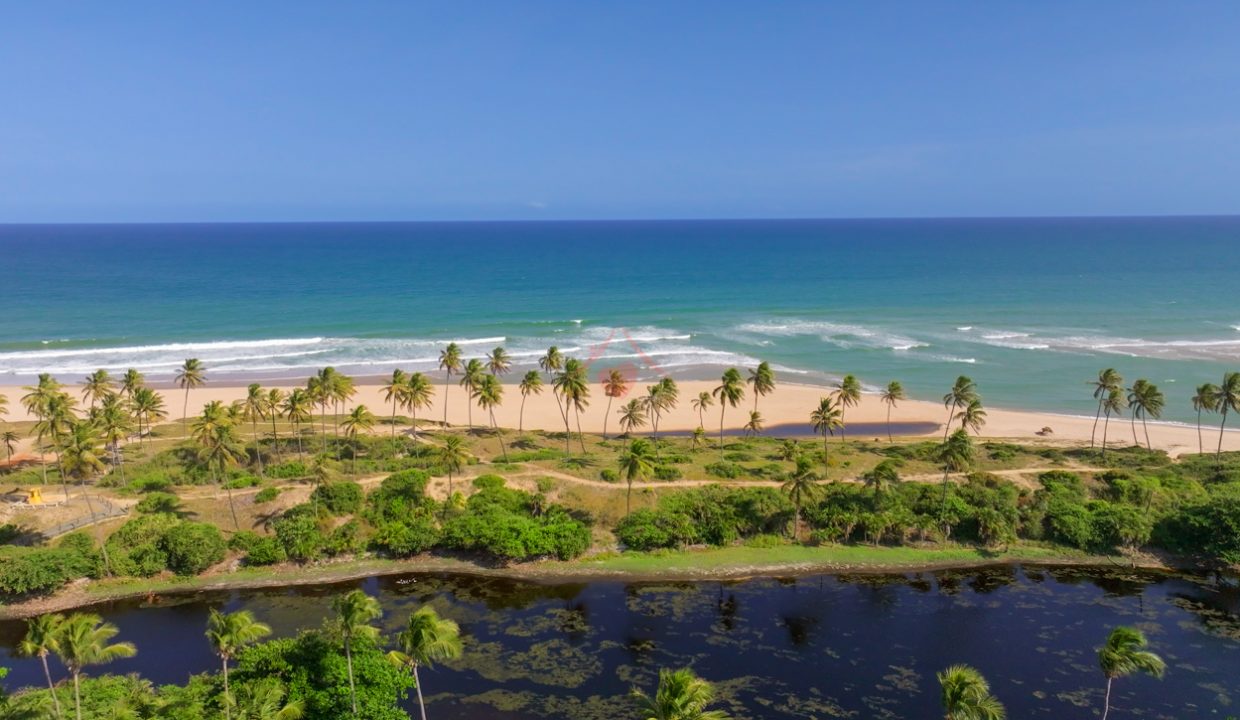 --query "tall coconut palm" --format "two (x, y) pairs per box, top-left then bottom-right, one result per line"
(80, 370), (114, 410)
(743, 410), (763, 437)
(781, 456), (821, 541)
(486, 346), (511, 377)
(18, 613), (65, 720)
(329, 372), (357, 441)
(1090, 369), (1124, 449)
(553, 359), (590, 454)
(403, 372), (435, 441)
(631, 667), (730, 720)
(206, 609), (272, 720)
(833, 374), (861, 442)
(748, 361), (775, 412)
(937, 664), (1005, 720)
(119, 369), (145, 400)
(942, 376), (978, 440)
(436, 435), (469, 511)
(690, 426), (707, 450)
(1214, 371), (1240, 465)
(602, 369), (629, 440)
(438, 343), (463, 427)
(2, 430), (18, 462)
(862, 458), (901, 497)
(1127, 380), (1164, 450)
(22, 374), (65, 487)
(382, 369), (409, 438)
(809, 397), (843, 477)
(1098, 626), (1165, 720)
(175, 358), (206, 436)
(129, 386), (166, 448)
(306, 372), (331, 450)
(645, 378), (679, 447)
(94, 394), (133, 484)
(54, 613), (137, 720)
(282, 389), (312, 458)
(541, 346), (569, 431)
(1191, 383), (1220, 455)
(0, 392), (7, 425)
(474, 374), (507, 462)
(880, 380), (905, 441)
(341, 405), (376, 474)
(457, 359), (485, 430)
(196, 420), (246, 530)
(618, 399), (647, 437)
(331, 590), (382, 716)
(264, 388), (286, 461)
(618, 437), (655, 515)
(936, 429), (975, 510)
(242, 384), (268, 475)
(389, 606), (463, 720)
(691, 391), (713, 429)
(712, 369), (745, 460)
(517, 370), (542, 433)
(954, 398), (987, 436)
(1101, 389), (1124, 457)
